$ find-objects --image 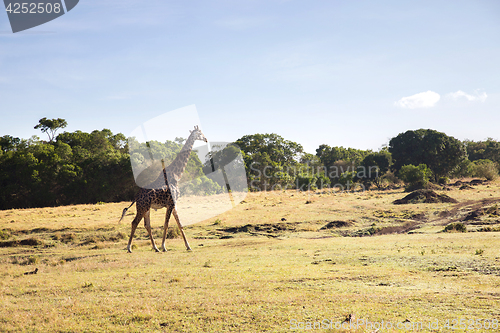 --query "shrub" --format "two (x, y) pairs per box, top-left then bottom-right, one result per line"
(443, 222), (467, 233)
(450, 159), (475, 178)
(166, 226), (180, 239)
(473, 159), (498, 180)
(295, 173), (318, 191)
(438, 177), (449, 185)
(316, 174), (331, 189)
(180, 175), (224, 195)
(28, 255), (39, 264)
(338, 171), (357, 188)
(60, 233), (77, 243)
(384, 171), (402, 185)
(0, 229), (10, 240)
(295, 173), (330, 191)
(398, 164), (433, 191)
